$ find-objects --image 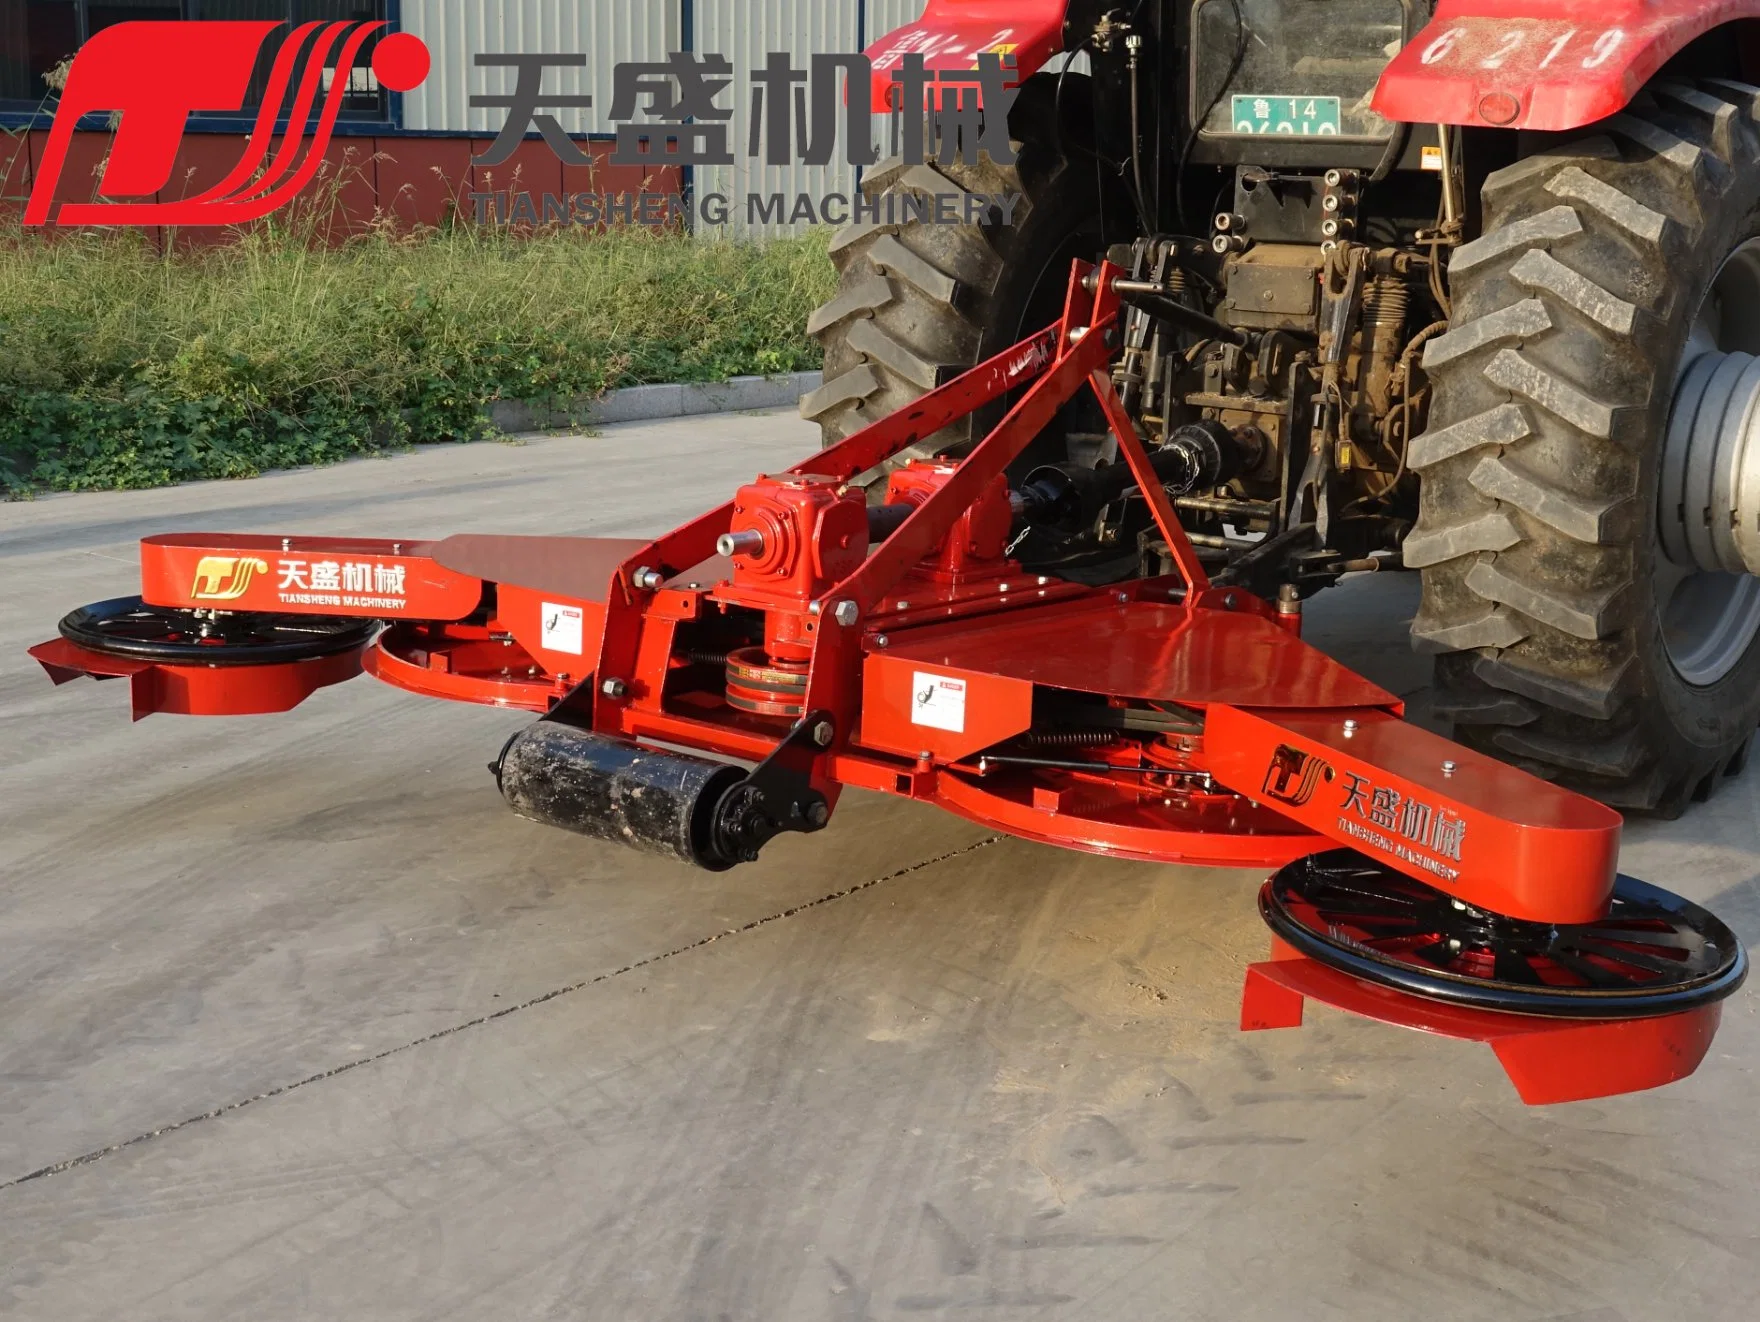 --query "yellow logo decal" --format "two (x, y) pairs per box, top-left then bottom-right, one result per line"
(190, 555), (269, 601)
